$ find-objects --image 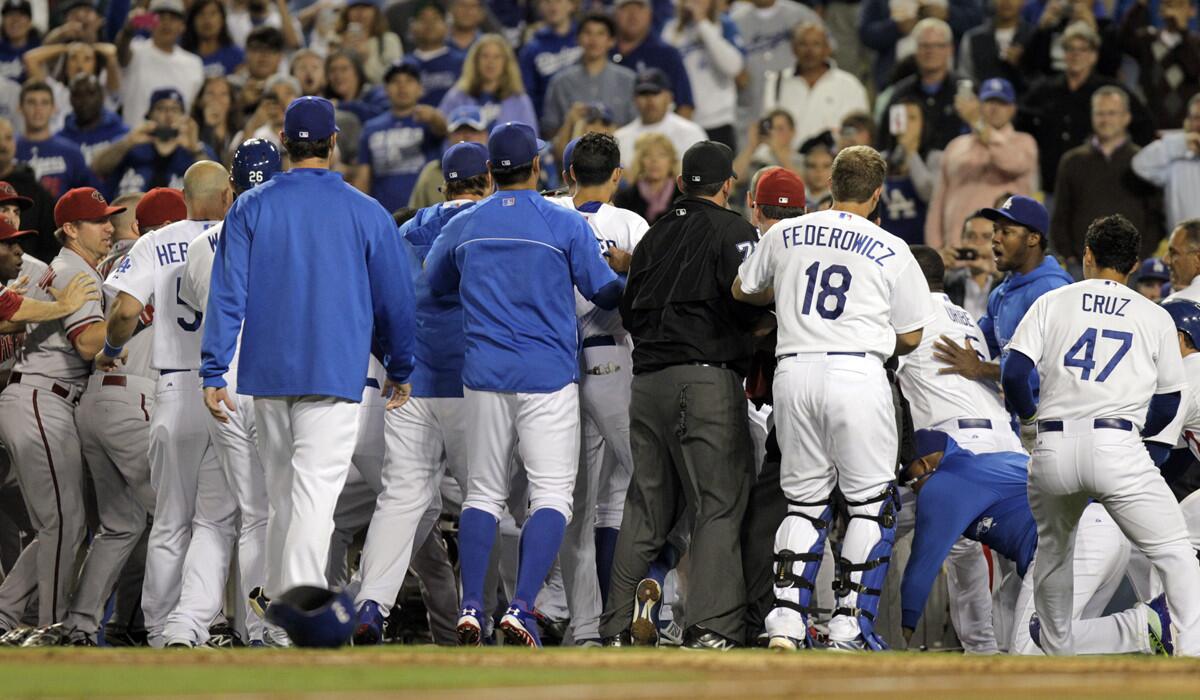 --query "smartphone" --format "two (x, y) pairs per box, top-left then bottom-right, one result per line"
(956, 79), (975, 101)
(956, 247), (979, 261)
(759, 118), (772, 136)
(888, 104), (908, 136)
(130, 12), (159, 32)
(152, 125), (179, 141)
